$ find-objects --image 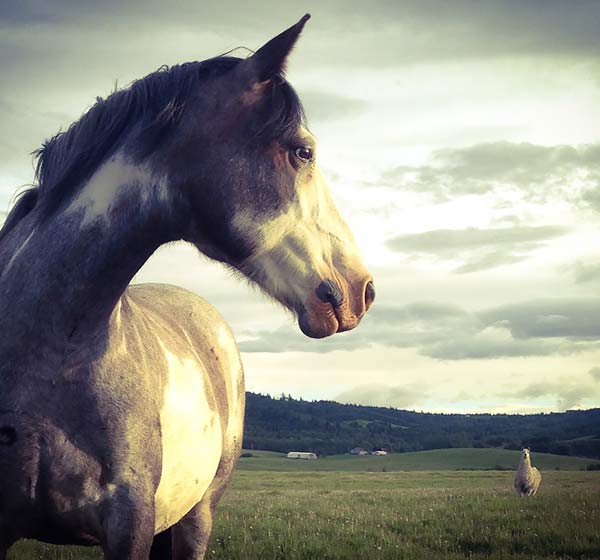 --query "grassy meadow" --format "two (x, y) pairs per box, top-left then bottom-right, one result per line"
(237, 447), (597, 472)
(8, 449), (600, 560)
